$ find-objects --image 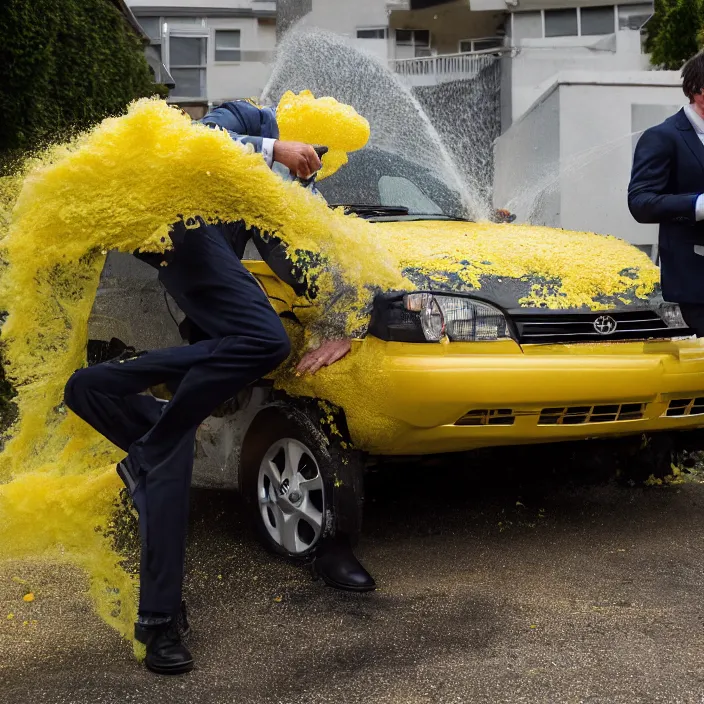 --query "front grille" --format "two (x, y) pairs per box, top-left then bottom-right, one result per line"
(511, 309), (691, 344)
(665, 398), (704, 417)
(455, 409), (515, 426)
(538, 403), (646, 425)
